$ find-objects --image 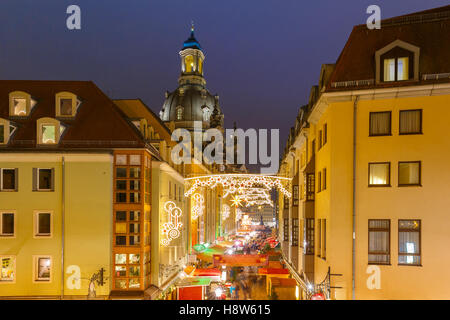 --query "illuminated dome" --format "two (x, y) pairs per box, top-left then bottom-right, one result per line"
(160, 25), (223, 130)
